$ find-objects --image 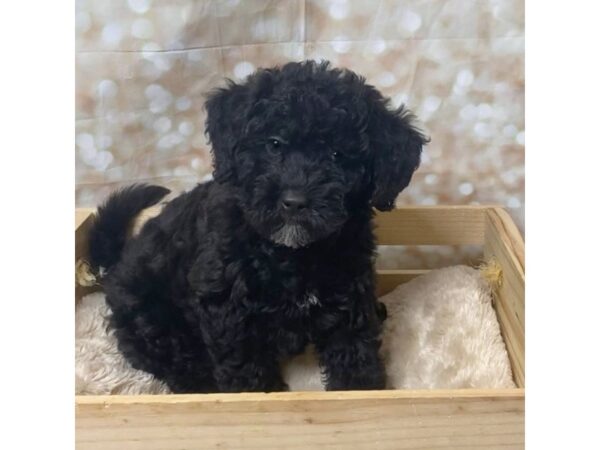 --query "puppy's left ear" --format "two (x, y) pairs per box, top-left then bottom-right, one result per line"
(367, 95), (429, 211)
